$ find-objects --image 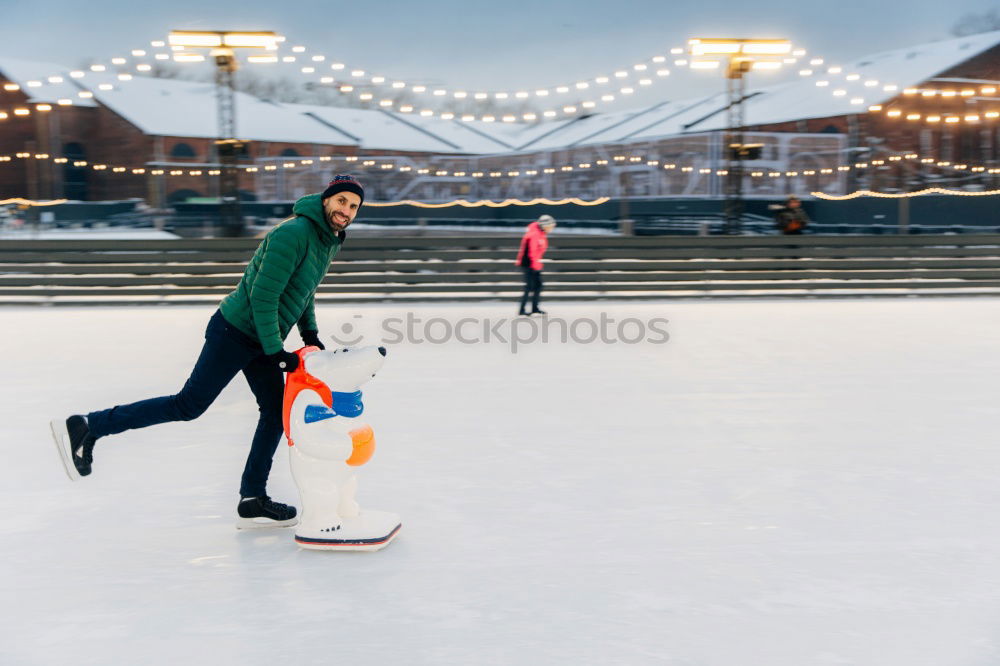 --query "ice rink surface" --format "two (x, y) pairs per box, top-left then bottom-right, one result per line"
(4, 298), (1000, 665)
